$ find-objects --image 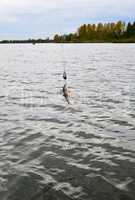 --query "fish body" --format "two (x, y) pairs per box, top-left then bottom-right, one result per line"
(63, 84), (70, 104)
